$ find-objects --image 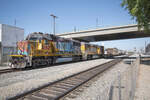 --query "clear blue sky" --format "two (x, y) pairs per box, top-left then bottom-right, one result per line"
(0, 0), (150, 51)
